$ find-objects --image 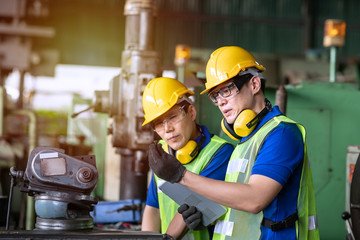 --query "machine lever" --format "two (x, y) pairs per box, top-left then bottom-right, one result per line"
(71, 105), (94, 118)
(6, 167), (24, 230)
